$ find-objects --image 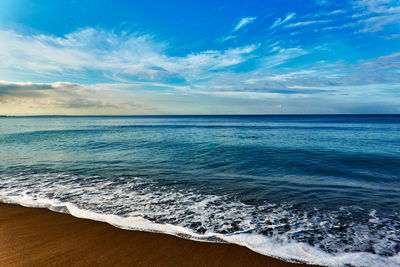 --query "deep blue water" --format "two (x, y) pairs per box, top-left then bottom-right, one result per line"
(1, 115), (399, 266)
